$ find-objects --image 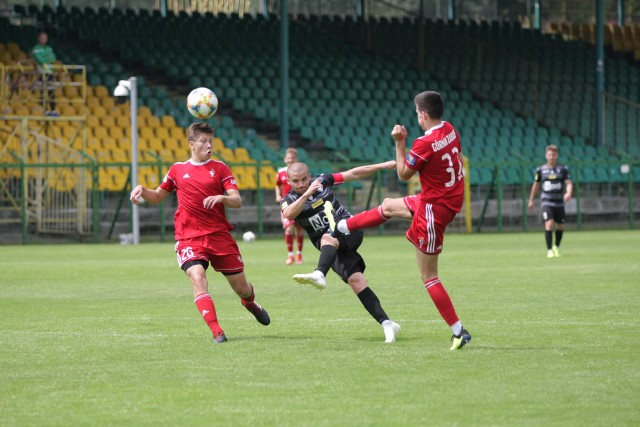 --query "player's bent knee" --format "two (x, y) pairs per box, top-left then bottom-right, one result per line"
(320, 234), (339, 247)
(347, 272), (368, 293)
